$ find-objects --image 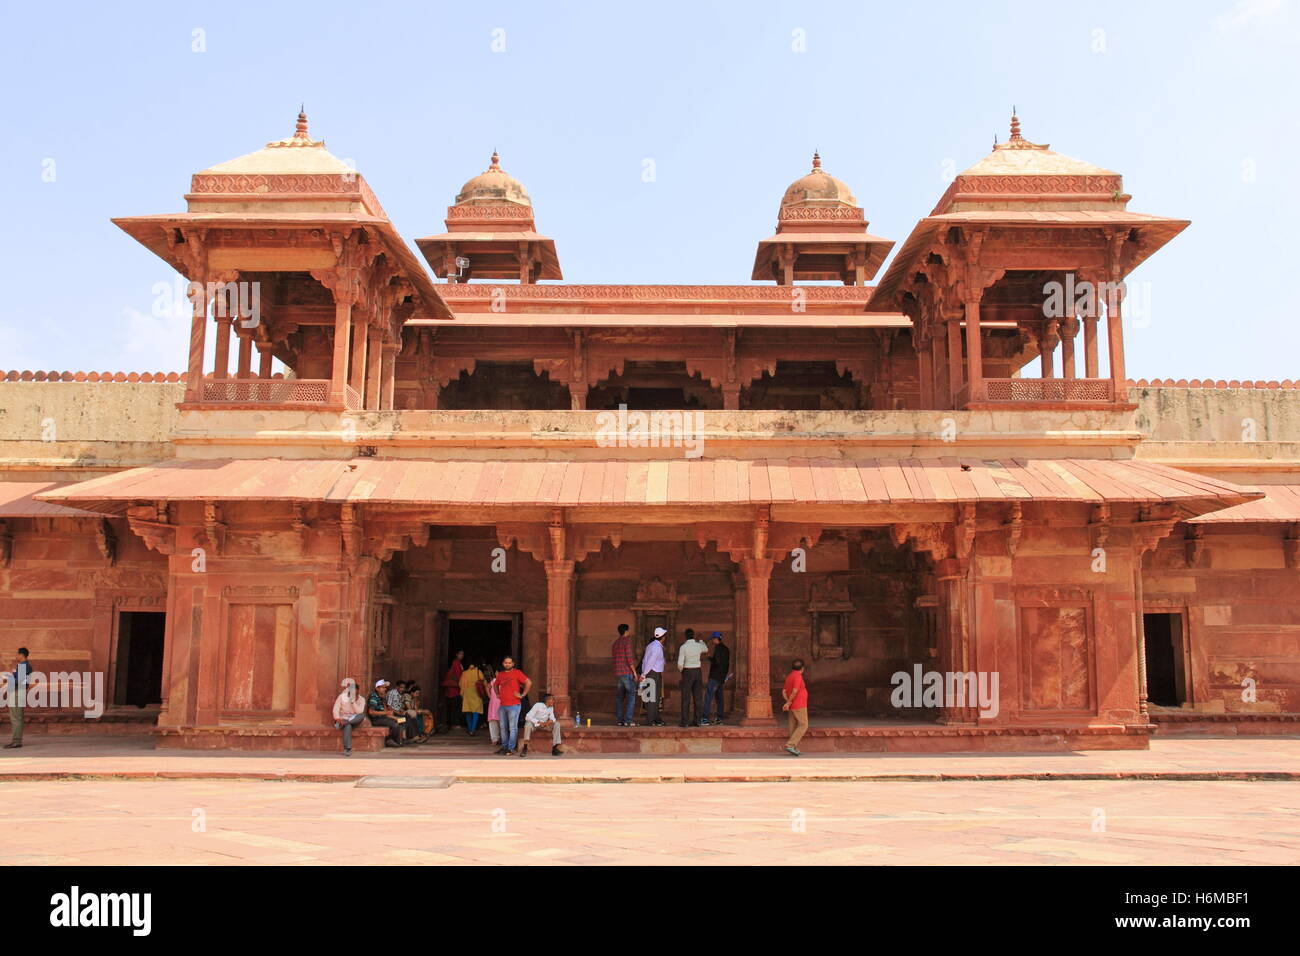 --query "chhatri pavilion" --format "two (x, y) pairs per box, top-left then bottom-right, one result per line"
(1, 111), (1297, 752)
